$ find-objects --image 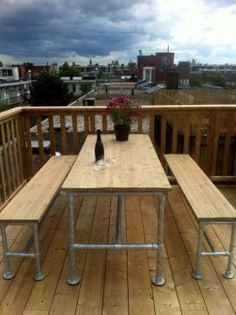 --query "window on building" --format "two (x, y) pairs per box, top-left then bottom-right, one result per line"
(160, 57), (168, 70)
(143, 67), (155, 82)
